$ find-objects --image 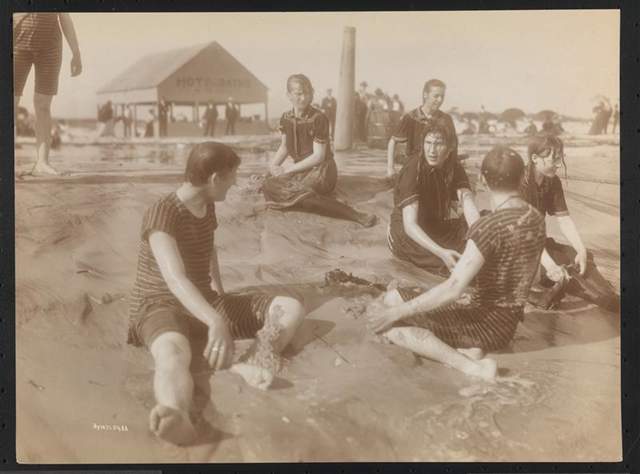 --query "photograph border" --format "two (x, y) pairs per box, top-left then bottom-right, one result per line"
(1, 0), (638, 471)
